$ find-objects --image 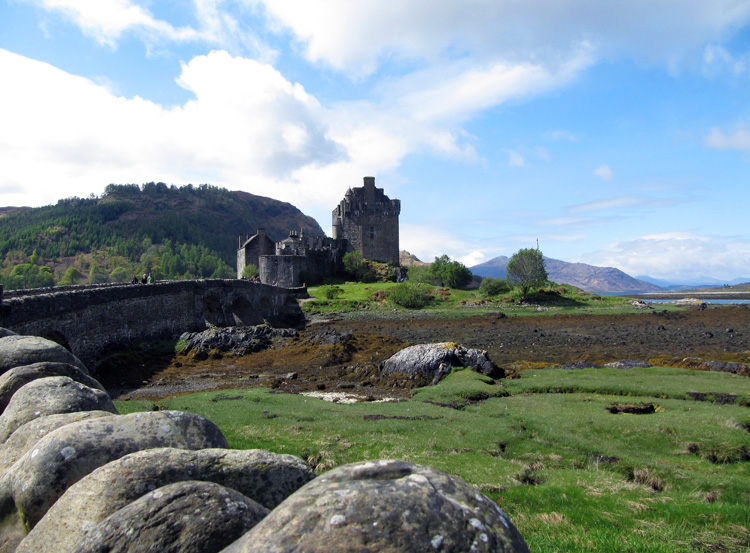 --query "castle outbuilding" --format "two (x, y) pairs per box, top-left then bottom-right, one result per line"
(237, 177), (400, 287)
